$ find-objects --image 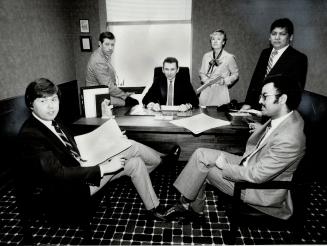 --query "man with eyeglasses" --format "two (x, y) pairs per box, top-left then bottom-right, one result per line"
(242, 18), (307, 111)
(164, 74), (306, 223)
